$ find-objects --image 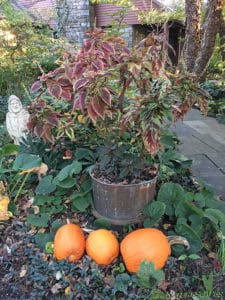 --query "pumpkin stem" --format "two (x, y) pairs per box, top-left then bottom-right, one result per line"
(66, 218), (71, 224)
(167, 236), (190, 249)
